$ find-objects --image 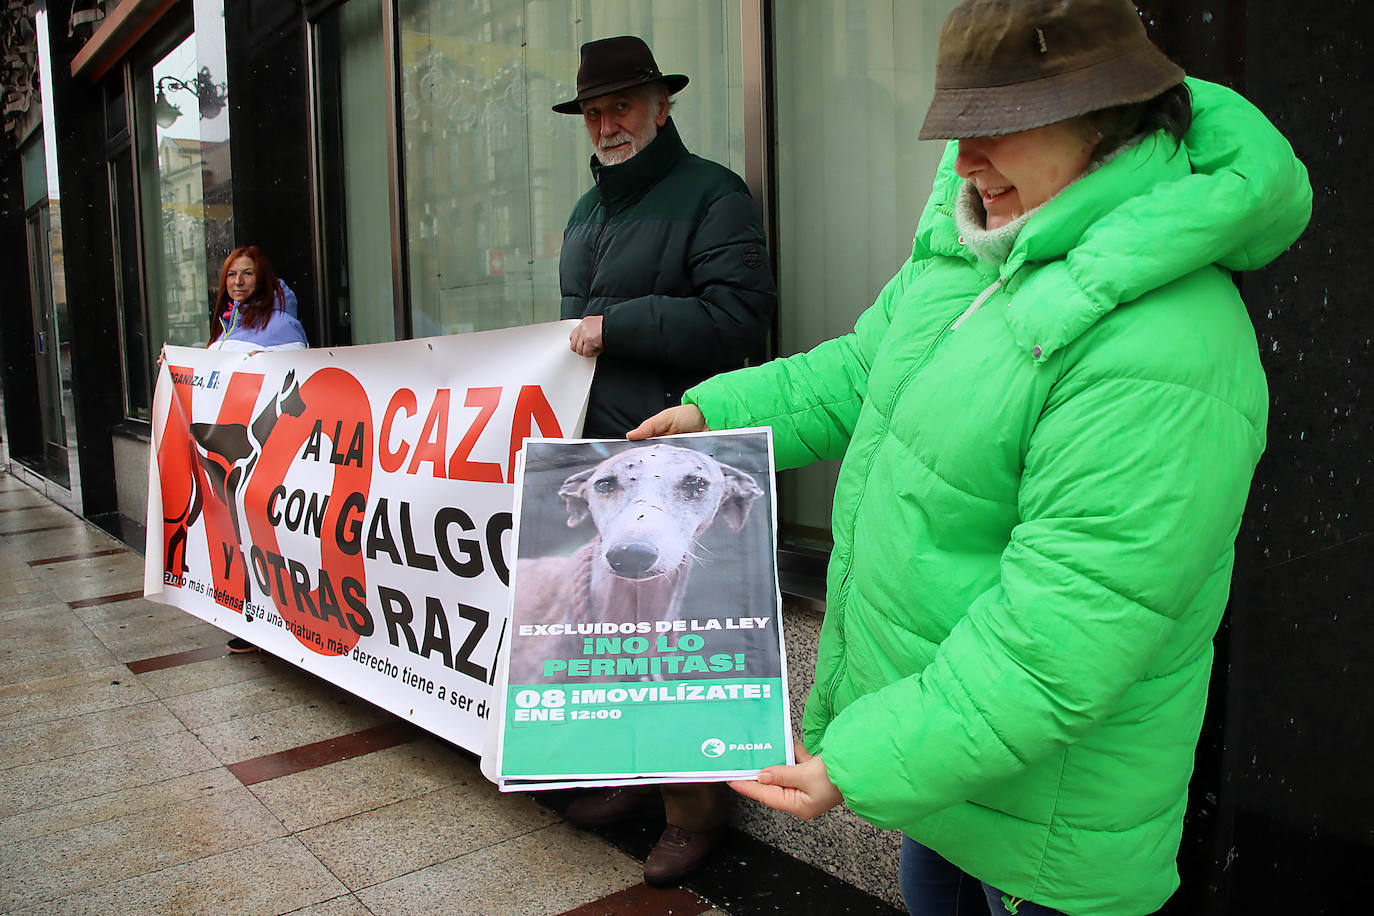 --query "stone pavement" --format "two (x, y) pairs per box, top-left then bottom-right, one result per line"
(0, 471), (902, 916)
